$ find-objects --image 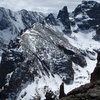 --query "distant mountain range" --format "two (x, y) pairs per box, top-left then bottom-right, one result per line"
(0, 7), (45, 46)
